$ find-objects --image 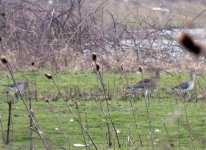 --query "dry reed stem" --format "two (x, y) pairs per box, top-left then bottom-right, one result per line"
(48, 77), (98, 150)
